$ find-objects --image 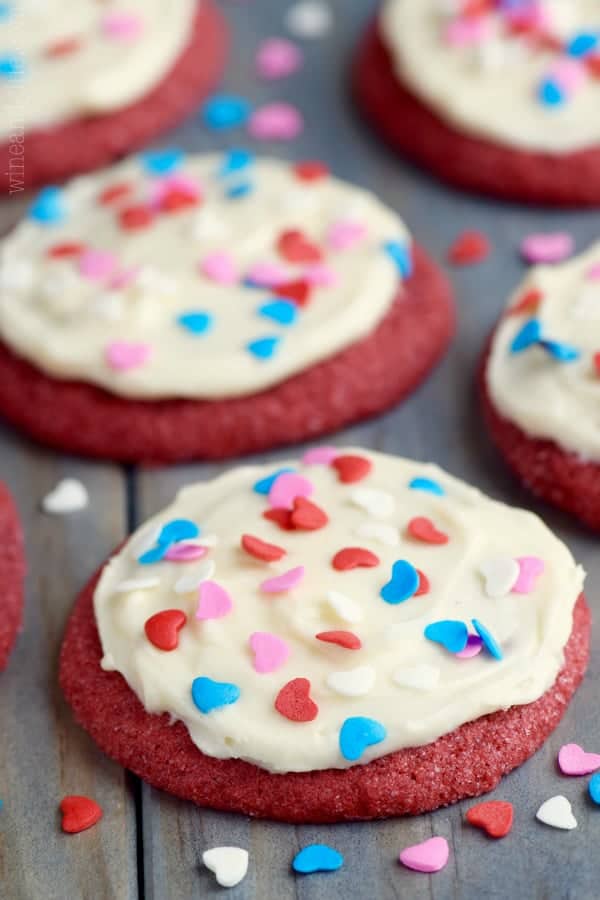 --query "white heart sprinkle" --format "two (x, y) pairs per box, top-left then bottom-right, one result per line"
(175, 560), (216, 594)
(285, 1), (332, 38)
(326, 665), (376, 697)
(202, 847), (249, 888)
(393, 665), (440, 692)
(42, 478), (88, 514)
(326, 589), (363, 624)
(115, 576), (160, 594)
(355, 521), (399, 547)
(479, 556), (520, 598)
(536, 796), (577, 831)
(350, 487), (395, 519)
